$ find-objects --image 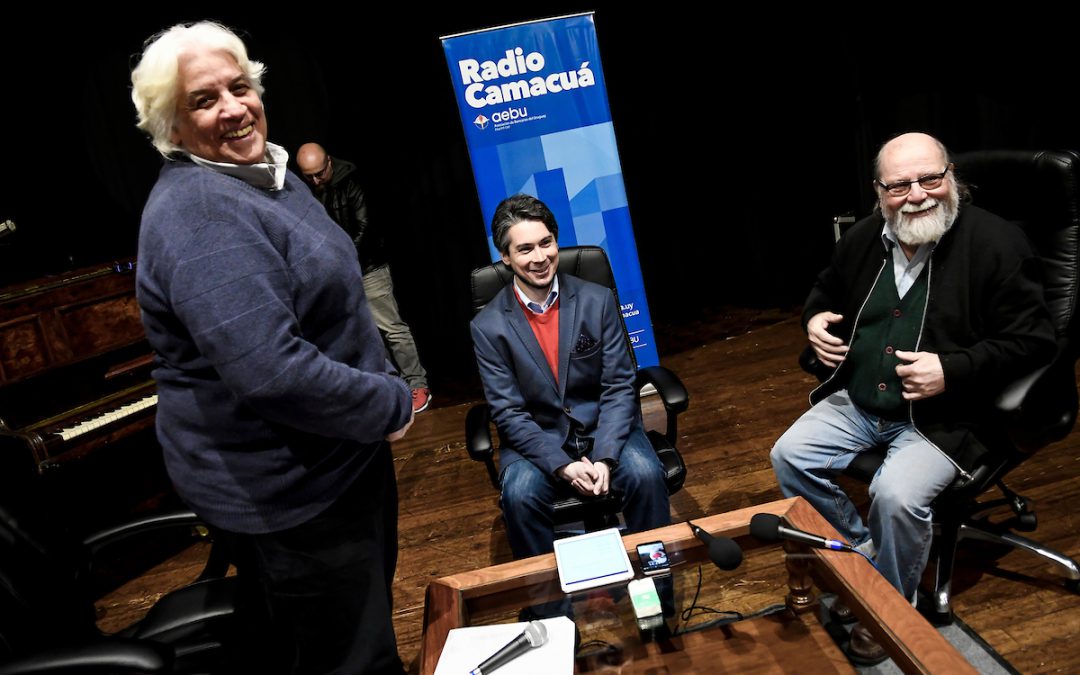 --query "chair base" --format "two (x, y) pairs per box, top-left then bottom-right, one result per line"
(958, 522), (1080, 581)
(924, 519), (1080, 623)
